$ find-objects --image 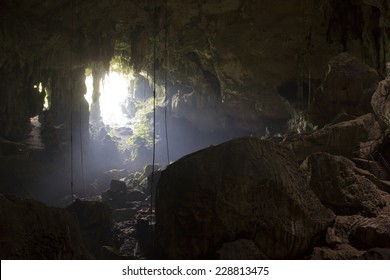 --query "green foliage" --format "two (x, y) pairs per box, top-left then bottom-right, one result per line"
(108, 129), (116, 138)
